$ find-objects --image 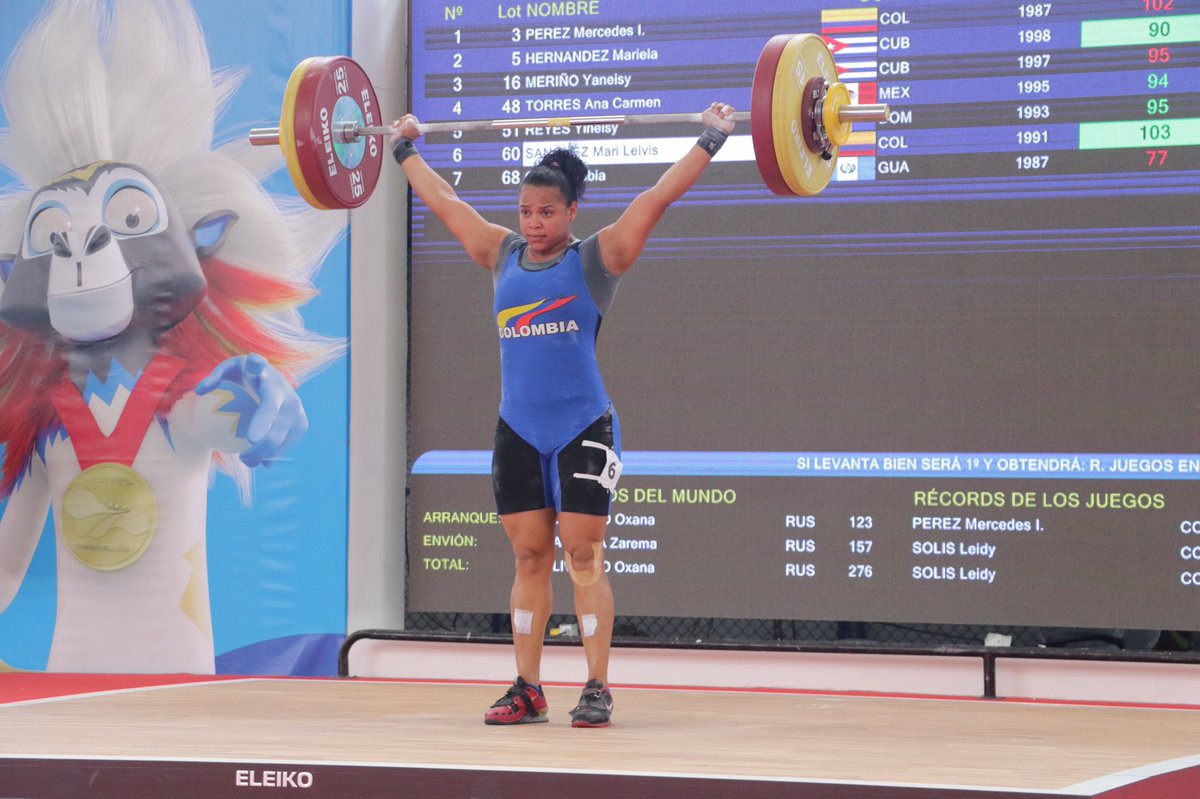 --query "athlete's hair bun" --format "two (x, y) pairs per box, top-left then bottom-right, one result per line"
(523, 147), (588, 204)
(538, 148), (588, 200)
